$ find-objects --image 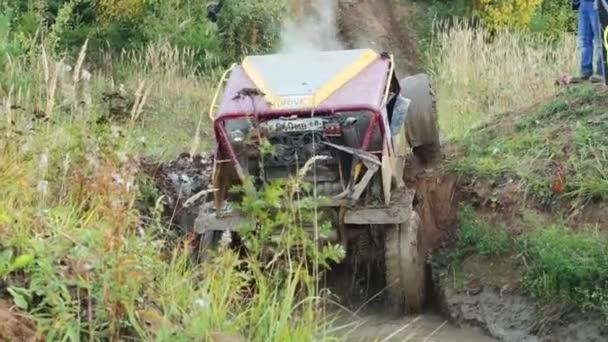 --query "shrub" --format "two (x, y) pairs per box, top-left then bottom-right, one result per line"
(96, 0), (149, 23)
(476, 0), (543, 33)
(530, 0), (577, 39)
(217, 0), (284, 60)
